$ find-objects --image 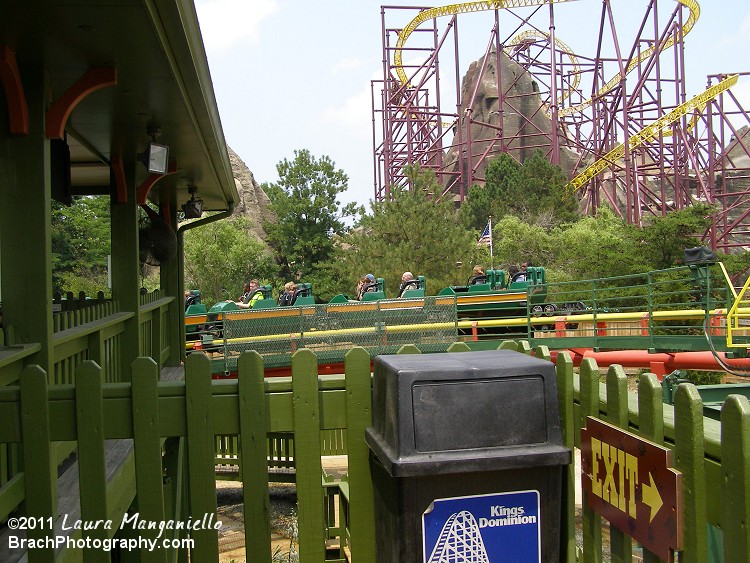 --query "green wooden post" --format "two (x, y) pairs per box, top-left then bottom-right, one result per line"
(88, 331), (107, 380)
(396, 344), (420, 354)
(720, 395), (750, 561)
(344, 347), (375, 562)
(516, 340), (531, 354)
(292, 349), (325, 561)
(534, 344), (551, 362)
(447, 342), (470, 352)
(20, 366), (55, 563)
(673, 383), (707, 563)
(162, 436), (188, 563)
(150, 310), (163, 370)
(131, 357), (167, 563)
(606, 365), (632, 563)
(160, 204), (181, 367)
(184, 353), (219, 561)
(110, 163), (142, 381)
(580, 358), (602, 563)
(0, 64), (54, 374)
(75, 361), (109, 562)
(555, 351), (577, 563)
(237, 351), (272, 563)
(637, 373), (666, 563)
(498, 340), (519, 351)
